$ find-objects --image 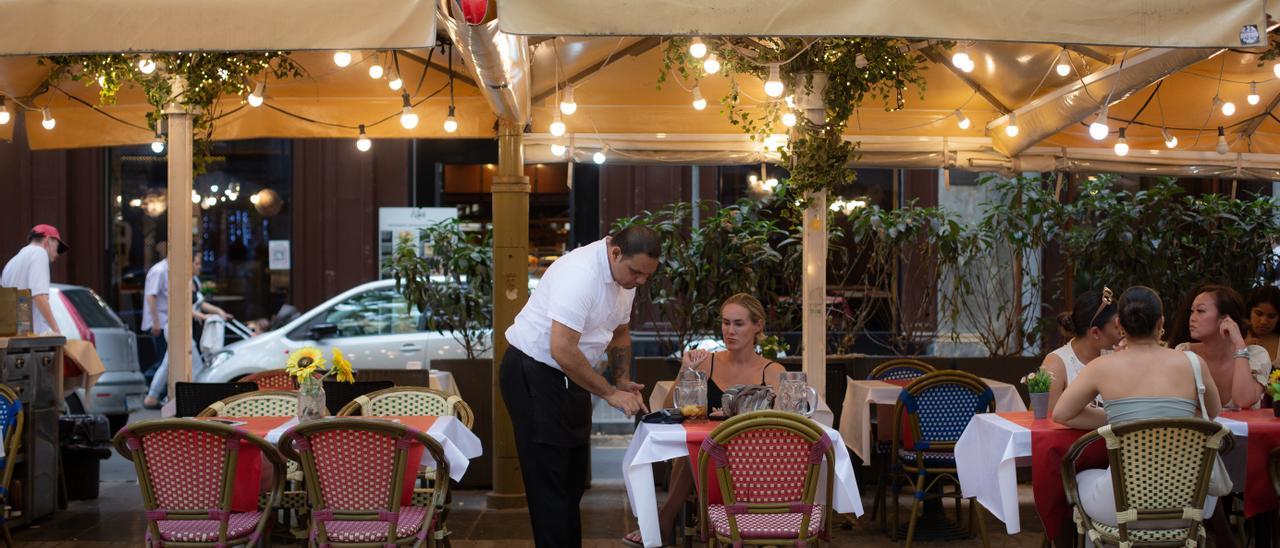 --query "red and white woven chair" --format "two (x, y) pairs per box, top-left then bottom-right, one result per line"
(277, 418), (449, 547)
(696, 410), (835, 548)
(113, 419), (286, 547)
(242, 369), (302, 390)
